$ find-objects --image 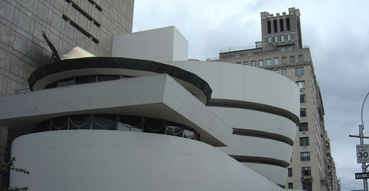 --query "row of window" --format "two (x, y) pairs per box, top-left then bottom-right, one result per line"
(65, 0), (101, 27)
(36, 114), (199, 140)
(62, 15), (99, 44)
(287, 182), (312, 191)
(267, 34), (292, 43)
(236, 55), (304, 67)
(288, 166), (311, 177)
(267, 18), (290, 33)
